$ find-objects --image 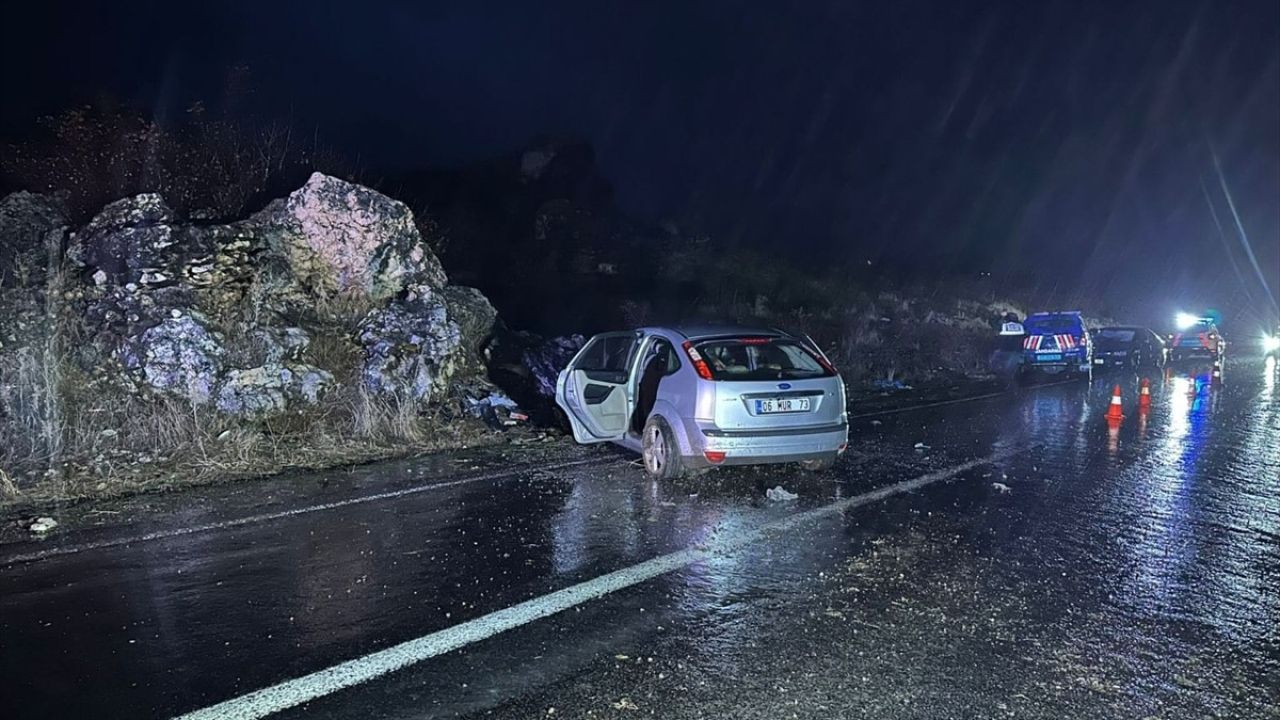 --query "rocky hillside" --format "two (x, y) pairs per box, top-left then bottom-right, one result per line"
(0, 174), (509, 500)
